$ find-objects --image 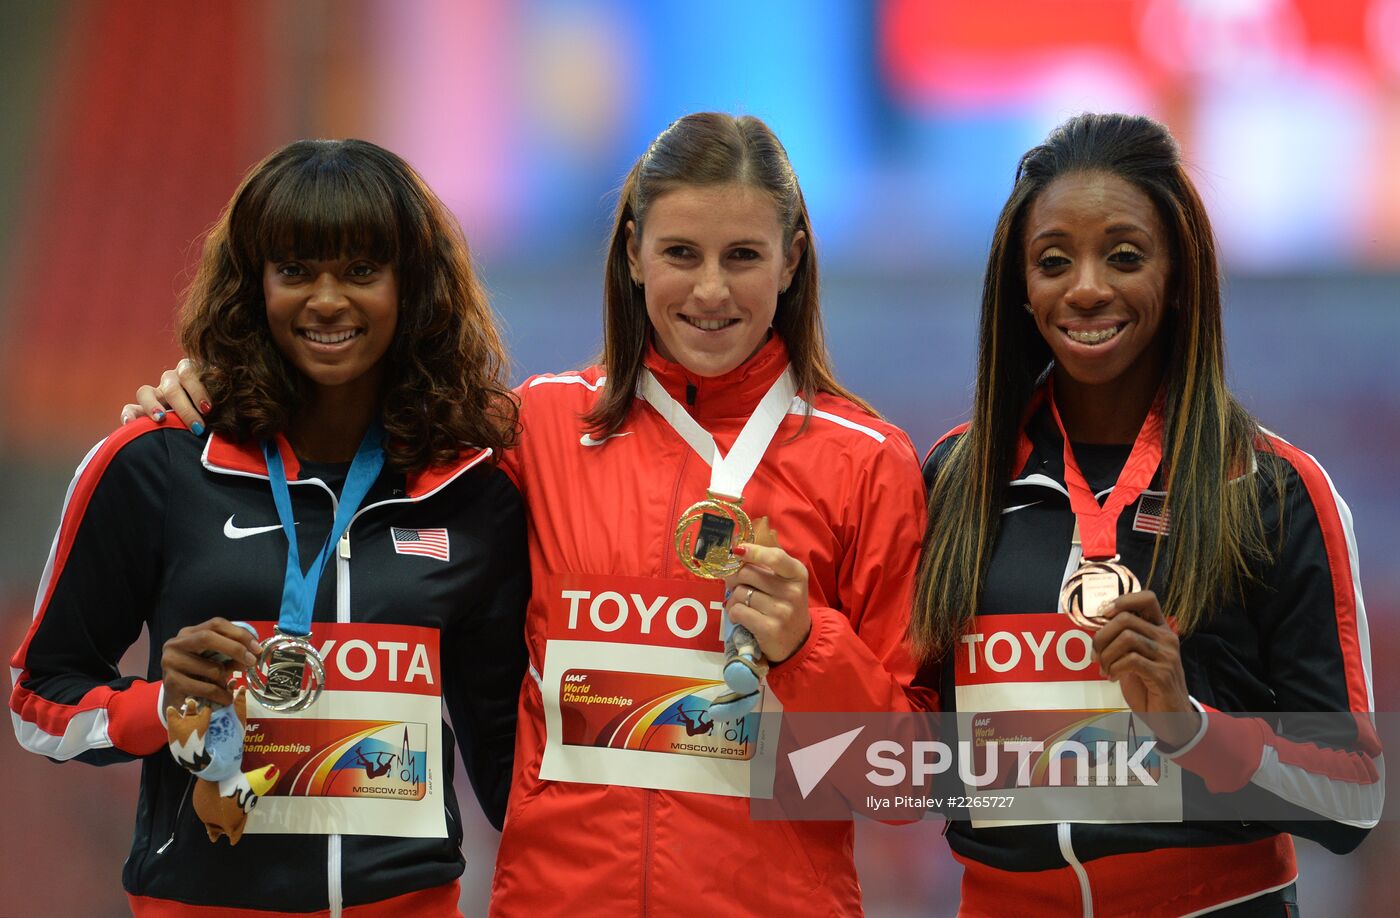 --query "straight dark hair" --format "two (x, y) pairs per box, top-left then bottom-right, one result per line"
(179, 139), (517, 472)
(585, 112), (873, 435)
(912, 113), (1281, 661)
